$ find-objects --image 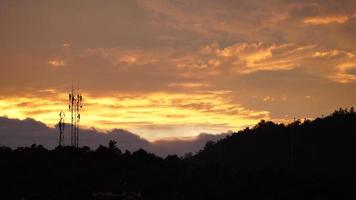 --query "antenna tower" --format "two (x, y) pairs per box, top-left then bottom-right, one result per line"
(58, 111), (65, 146)
(68, 83), (83, 147)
